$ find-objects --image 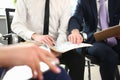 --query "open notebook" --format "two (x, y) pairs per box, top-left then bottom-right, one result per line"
(24, 41), (93, 53)
(49, 41), (92, 53)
